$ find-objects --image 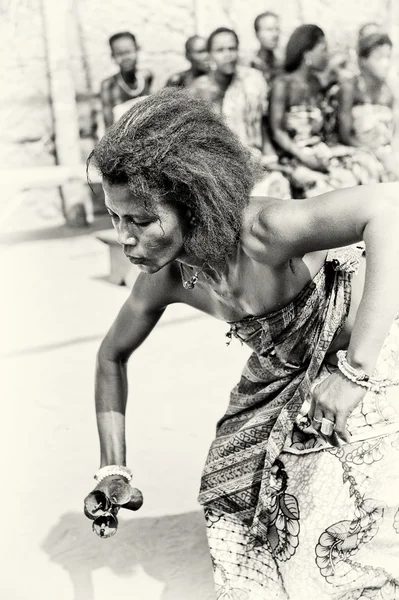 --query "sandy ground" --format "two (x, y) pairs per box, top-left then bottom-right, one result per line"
(0, 215), (250, 600)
